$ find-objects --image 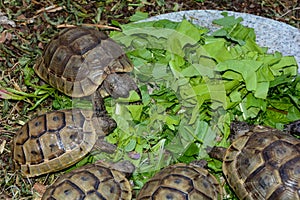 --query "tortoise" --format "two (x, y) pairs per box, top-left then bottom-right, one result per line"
(13, 109), (117, 177)
(34, 26), (141, 100)
(42, 160), (134, 200)
(208, 121), (300, 200)
(136, 161), (222, 200)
